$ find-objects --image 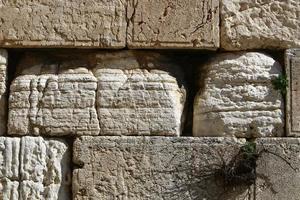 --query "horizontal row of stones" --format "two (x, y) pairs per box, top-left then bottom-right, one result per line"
(2, 136), (300, 199)
(1, 50), (285, 137)
(0, 0), (299, 50)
